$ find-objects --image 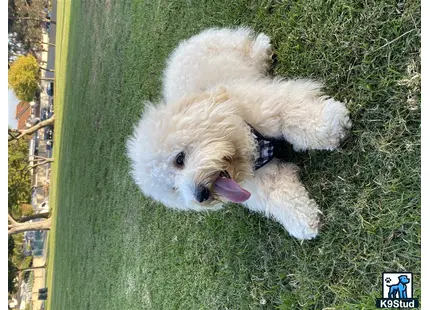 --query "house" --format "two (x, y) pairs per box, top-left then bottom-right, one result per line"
(15, 101), (31, 130)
